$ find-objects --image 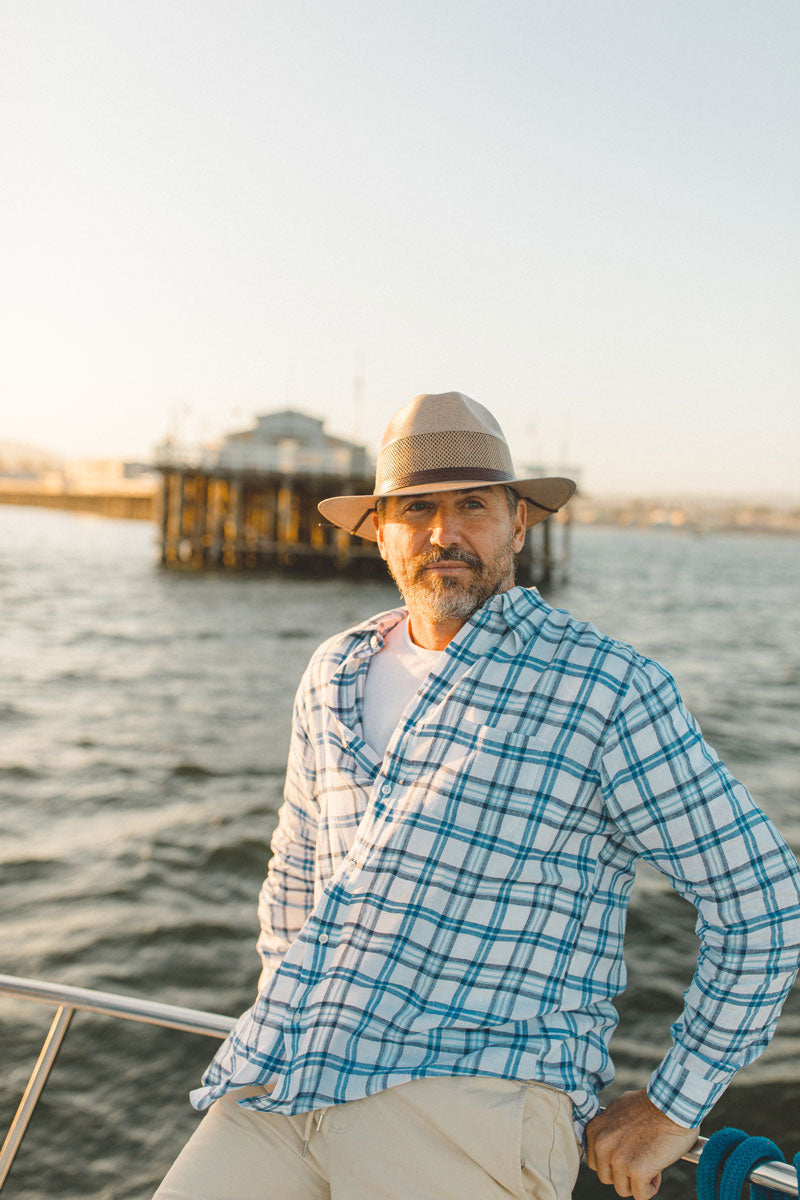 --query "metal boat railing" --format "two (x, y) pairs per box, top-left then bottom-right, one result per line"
(0, 973), (235, 1192)
(1, 972), (797, 1197)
